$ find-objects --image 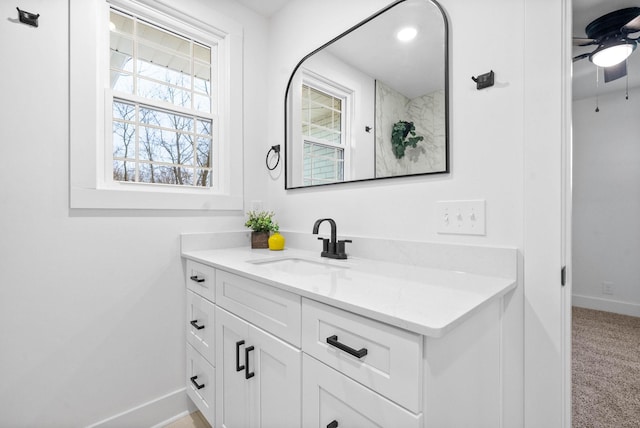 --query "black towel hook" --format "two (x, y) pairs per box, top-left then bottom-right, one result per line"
(17, 7), (39, 27)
